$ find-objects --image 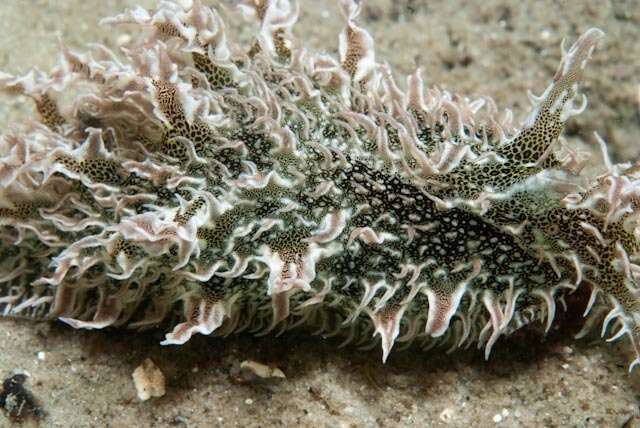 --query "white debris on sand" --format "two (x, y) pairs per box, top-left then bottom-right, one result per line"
(132, 358), (166, 401)
(439, 407), (454, 423)
(234, 360), (286, 383)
